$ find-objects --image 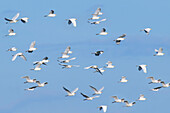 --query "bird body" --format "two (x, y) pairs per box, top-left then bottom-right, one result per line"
(20, 17), (29, 23)
(57, 57), (76, 63)
(104, 61), (115, 68)
(113, 34), (126, 45)
(140, 28), (152, 35)
(88, 19), (106, 24)
(137, 94), (146, 101)
(137, 64), (147, 73)
(98, 105), (107, 113)
(24, 86), (37, 91)
(36, 81), (48, 87)
(91, 51), (104, 56)
(66, 18), (77, 27)
(6, 29), (16, 36)
(96, 28), (108, 35)
(44, 10), (56, 17)
(7, 47), (17, 51)
(119, 76), (128, 83)
(154, 48), (165, 56)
